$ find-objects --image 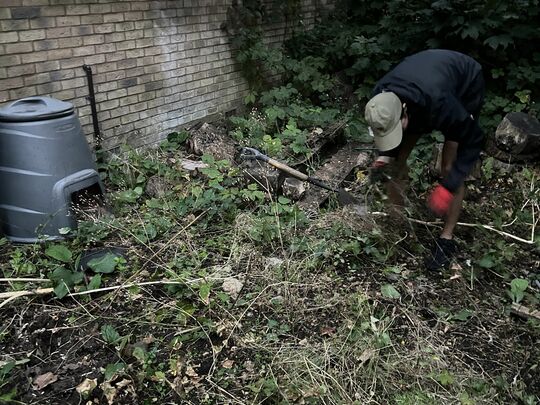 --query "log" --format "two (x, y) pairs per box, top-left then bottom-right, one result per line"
(489, 112), (540, 162)
(297, 142), (368, 213)
(187, 122), (237, 163)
